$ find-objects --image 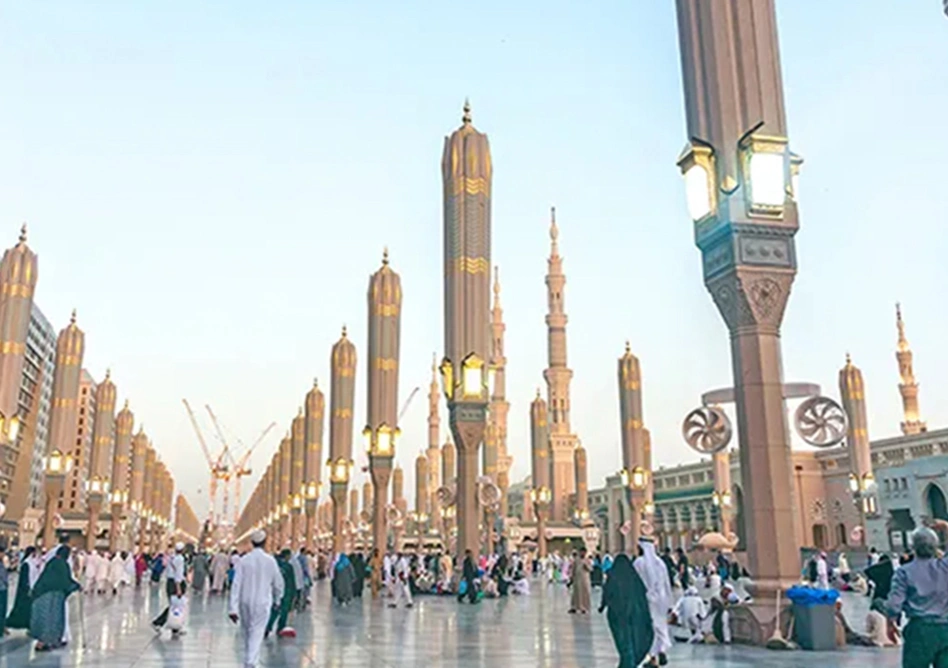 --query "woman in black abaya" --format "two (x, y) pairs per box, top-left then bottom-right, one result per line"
(599, 554), (653, 668)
